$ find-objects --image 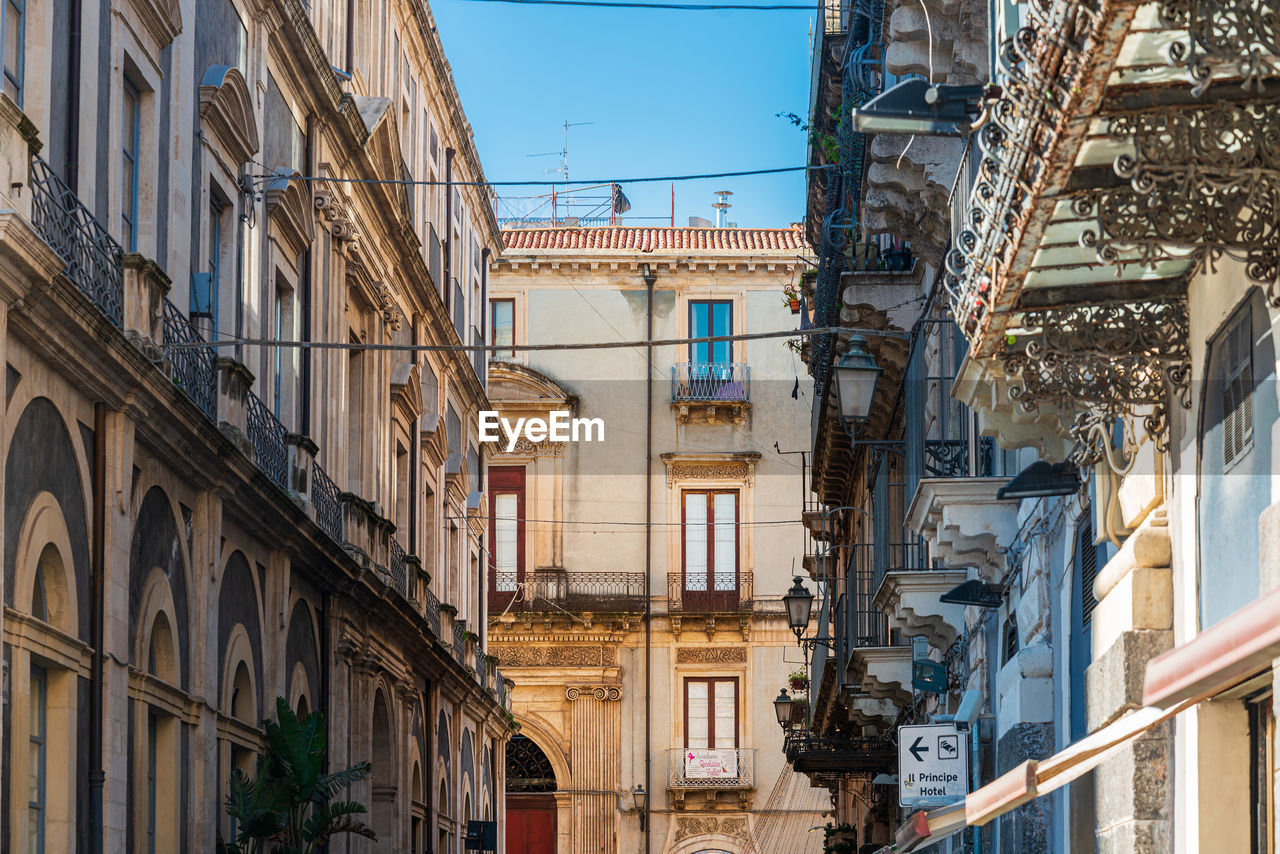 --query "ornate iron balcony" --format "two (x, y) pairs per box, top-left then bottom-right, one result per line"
(671, 363), (750, 403)
(311, 464), (343, 543)
(30, 155), (123, 328)
(422, 585), (443, 639)
(389, 537), (408, 598)
(490, 570), (646, 613)
(666, 571), (753, 614)
(783, 732), (896, 775)
(666, 747), (755, 790)
(246, 392), (289, 492)
(161, 299), (216, 421)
